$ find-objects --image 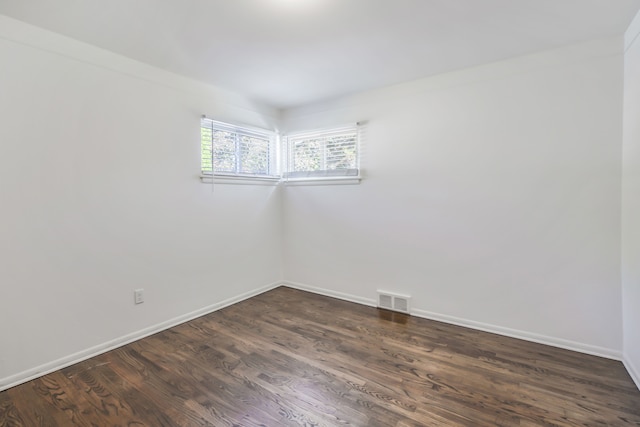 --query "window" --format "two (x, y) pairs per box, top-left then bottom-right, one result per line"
(284, 125), (359, 180)
(201, 118), (278, 179)
(200, 119), (361, 184)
